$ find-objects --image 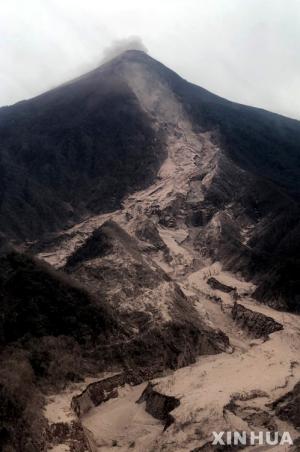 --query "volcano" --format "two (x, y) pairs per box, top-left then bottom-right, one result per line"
(1, 51), (300, 451)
